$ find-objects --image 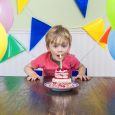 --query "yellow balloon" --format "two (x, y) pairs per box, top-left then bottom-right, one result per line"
(0, 23), (8, 60)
